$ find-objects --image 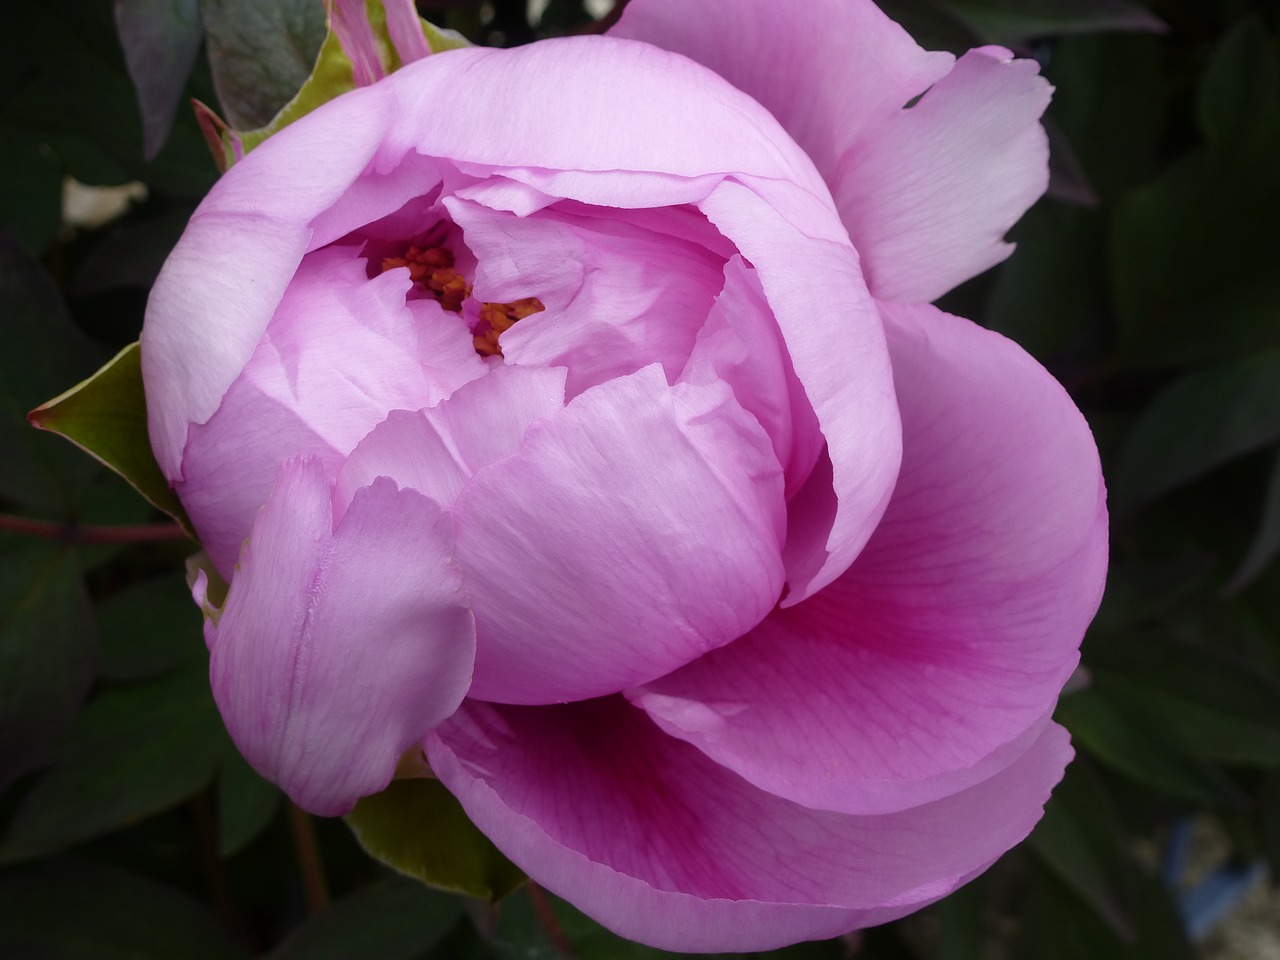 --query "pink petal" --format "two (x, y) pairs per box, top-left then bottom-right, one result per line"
(612, 2), (1052, 303)
(209, 458), (475, 816)
(374, 37), (828, 195)
(427, 698), (1072, 952)
(330, 0), (386, 86)
(144, 32), (837, 479)
(384, 0), (432, 63)
(700, 181), (901, 603)
(610, 0), (951, 206)
(178, 247), (483, 575)
(142, 90), (398, 476)
(446, 196), (727, 398)
(830, 49), (1052, 302)
(633, 300), (1107, 814)
(454, 366), (786, 704)
(334, 364), (567, 516)
(679, 255), (823, 498)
